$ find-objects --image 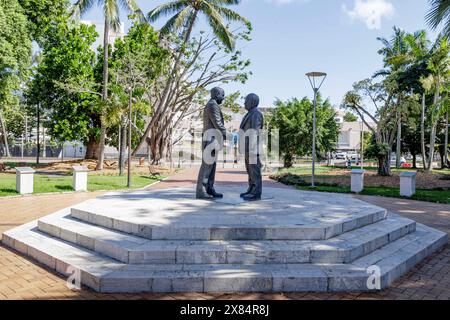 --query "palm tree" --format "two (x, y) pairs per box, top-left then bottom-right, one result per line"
(422, 36), (450, 171)
(376, 27), (410, 169)
(426, 0), (450, 37)
(404, 31), (432, 170)
(148, 0), (250, 51)
(71, 0), (140, 170)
